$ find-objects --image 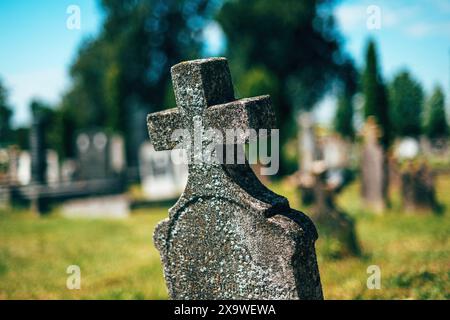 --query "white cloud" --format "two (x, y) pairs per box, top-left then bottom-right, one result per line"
(5, 68), (68, 127)
(405, 21), (450, 38)
(335, 4), (367, 32)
